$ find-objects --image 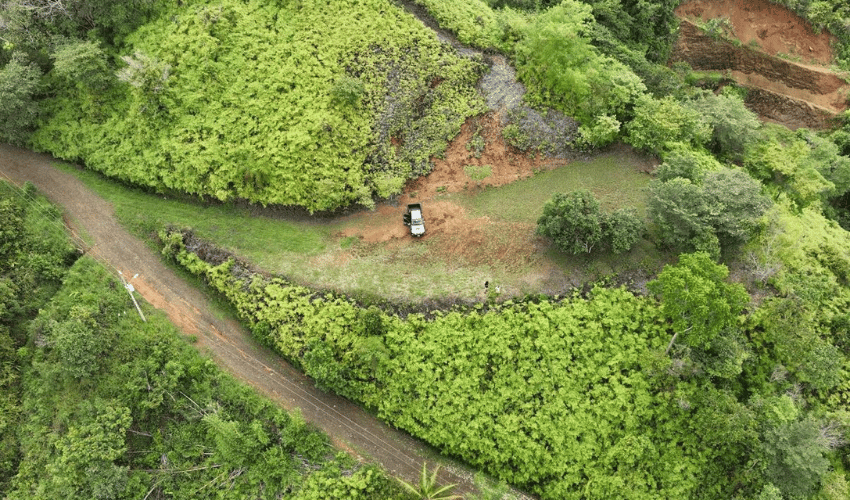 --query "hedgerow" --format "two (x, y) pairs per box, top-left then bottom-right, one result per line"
(32, 0), (485, 212)
(163, 229), (758, 499)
